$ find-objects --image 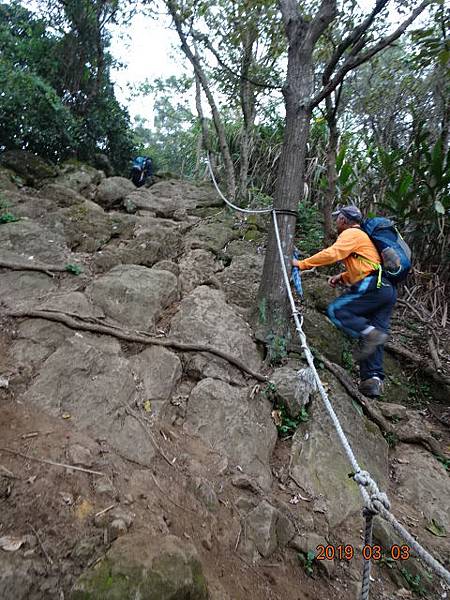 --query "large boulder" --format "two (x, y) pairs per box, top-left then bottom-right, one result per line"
(183, 219), (238, 254)
(10, 318), (73, 369)
(95, 177), (135, 210)
(53, 162), (104, 198)
(241, 500), (295, 559)
(47, 201), (114, 253)
(129, 346), (183, 417)
(0, 219), (68, 263)
(178, 249), (223, 296)
(0, 166), (22, 191)
(38, 183), (88, 208)
(0, 150), (57, 185)
(270, 367), (315, 418)
(169, 286), (262, 381)
(216, 253), (264, 313)
(0, 271), (57, 311)
(22, 335), (155, 464)
(184, 378), (277, 489)
(289, 375), (389, 528)
(71, 533), (209, 600)
(86, 265), (178, 330)
(393, 445), (450, 550)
